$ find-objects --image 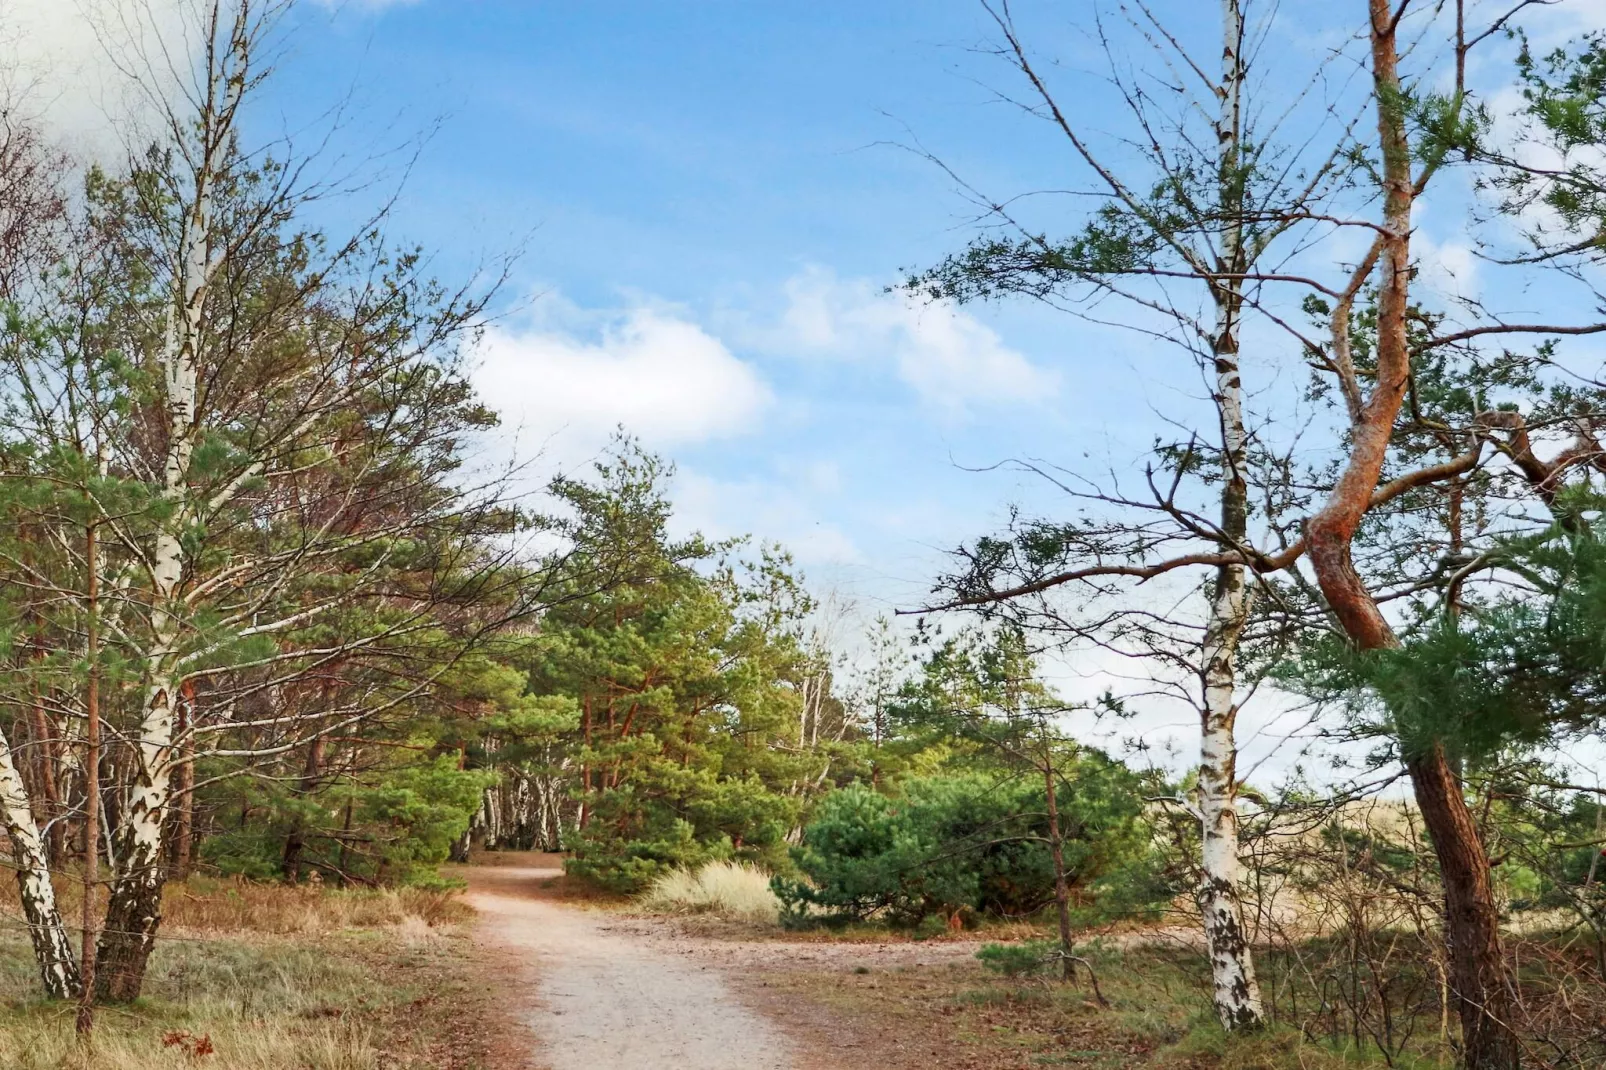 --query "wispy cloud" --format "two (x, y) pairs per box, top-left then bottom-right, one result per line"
(754, 266), (1060, 417)
(672, 467), (864, 568)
